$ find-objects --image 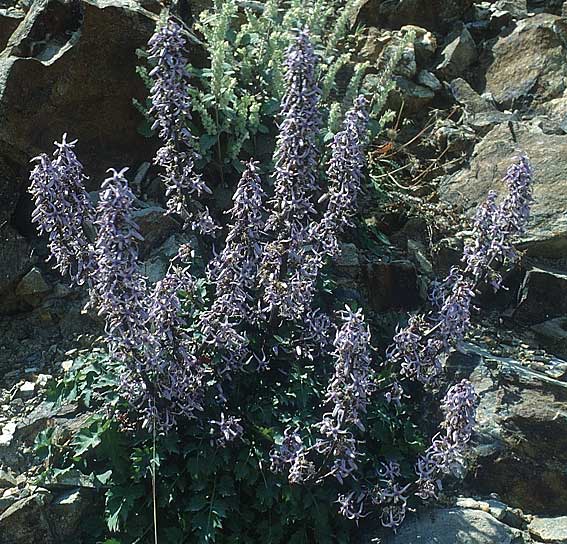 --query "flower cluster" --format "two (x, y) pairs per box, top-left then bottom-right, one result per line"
(94, 168), (148, 352)
(371, 461), (411, 528)
(210, 413), (244, 447)
(463, 154), (534, 289)
(259, 28), (322, 320)
(387, 155), (534, 387)
(148, 17), (214, 233)
(199, 160), (266, 373)
(415, 379), (478, 499)
(313, 95), (370, 259)
(307, 308), (373, 485)
(29, 134), (95, 285)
